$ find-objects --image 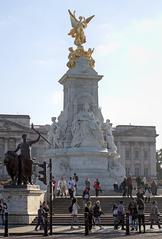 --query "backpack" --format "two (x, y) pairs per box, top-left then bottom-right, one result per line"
(118, 204), (124, 215)
(75, 175), (78, 182)
(138, 203), (144, 210)
(68, 205), (73, 213)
